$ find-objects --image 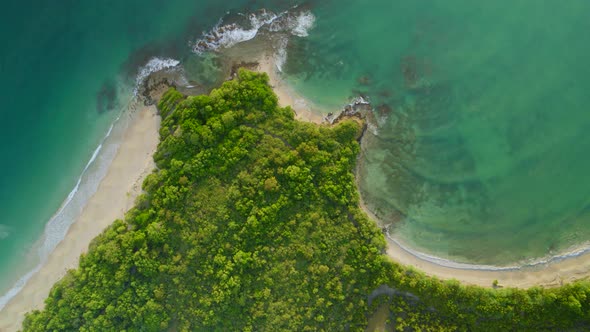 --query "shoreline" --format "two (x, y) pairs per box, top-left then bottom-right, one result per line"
(219, 38), (326, 125)
(253, 51), (590, 288)
(4, 49), (590, 330)
(0, 105), (160, 331)
(382, 231), (590, 288)
(256, 53), (325, 124)
(355, 163), (590, 288)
